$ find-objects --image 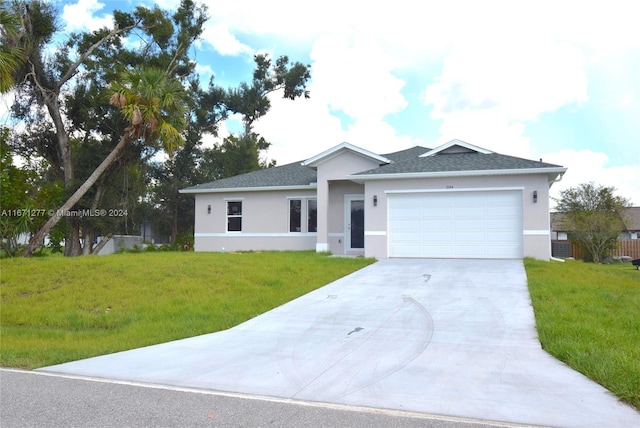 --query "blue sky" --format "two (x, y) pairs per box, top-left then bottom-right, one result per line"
(3, 0), (639, 205)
